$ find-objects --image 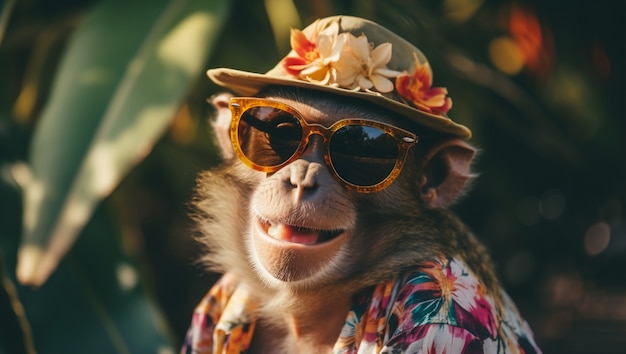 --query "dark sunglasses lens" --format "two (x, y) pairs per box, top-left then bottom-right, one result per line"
(329, 125), (399, 186)
(238, 106), (303, 167)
